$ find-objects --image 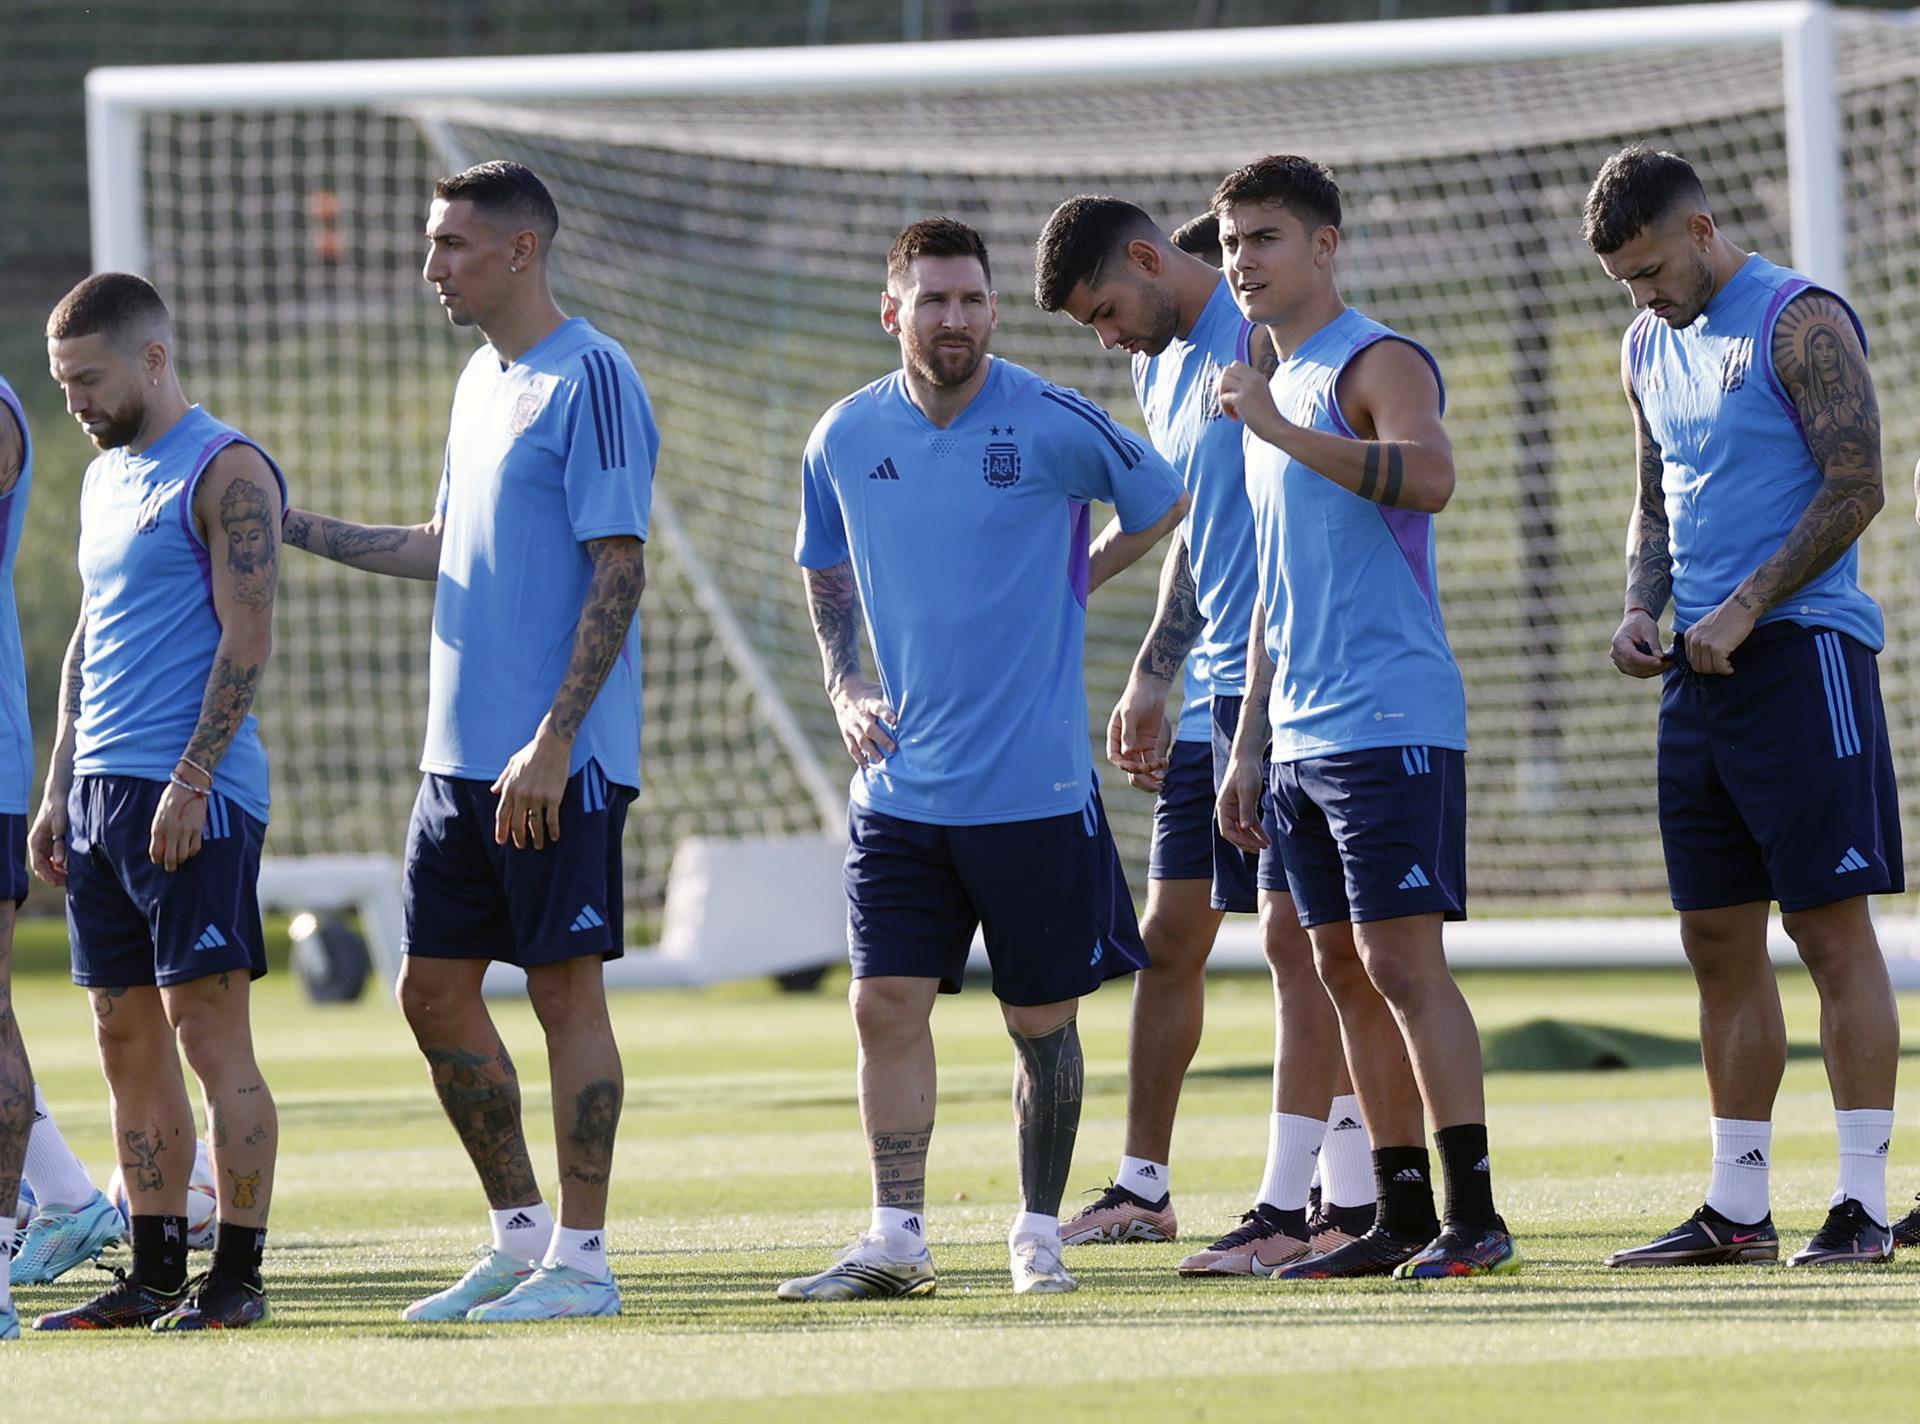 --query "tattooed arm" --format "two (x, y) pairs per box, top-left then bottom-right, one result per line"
(804, 559), (897, 769)
(282, 507), (442, 580)
(148, 445), (283, 871)
(1218, 599), (1274, 853)
(1218, 338), (1454, 513)
(1612, 341), (1673, 679)
(492, 535), (646, 850)
(28, 609), (85, 886)
(1106, 534), (1202, 790)
(1682, 292), (1883, 676)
